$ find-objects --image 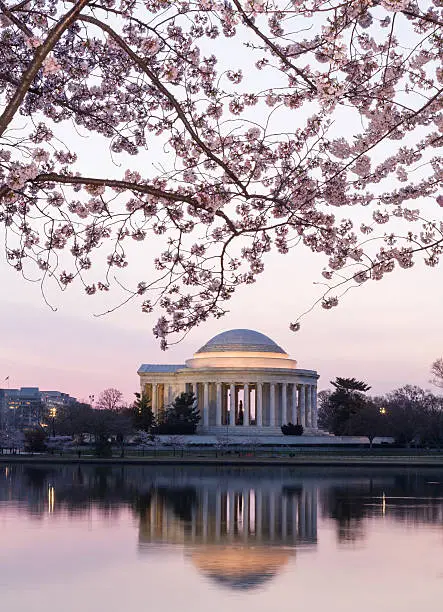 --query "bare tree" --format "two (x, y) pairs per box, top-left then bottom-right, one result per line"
(96, 388), (124, 411)
(430, 358), (443, 389)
